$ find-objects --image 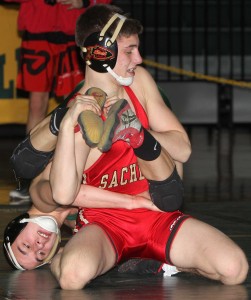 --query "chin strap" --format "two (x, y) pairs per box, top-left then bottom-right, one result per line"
(105, 65), (133, 86)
